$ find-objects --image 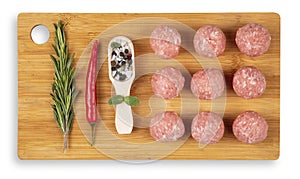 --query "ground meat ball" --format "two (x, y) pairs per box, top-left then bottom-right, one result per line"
(191, 112), (224, 145)
(151, 67), (185, 99)
(235, 23), (271, 57)
(233, 66), (266, 99)
(193, 25), (226, 58)
(190, 69), (225, 100)
(232, 111), (268, 144)
(150, 25), (181, 59)
(150, 111), (185, 142)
